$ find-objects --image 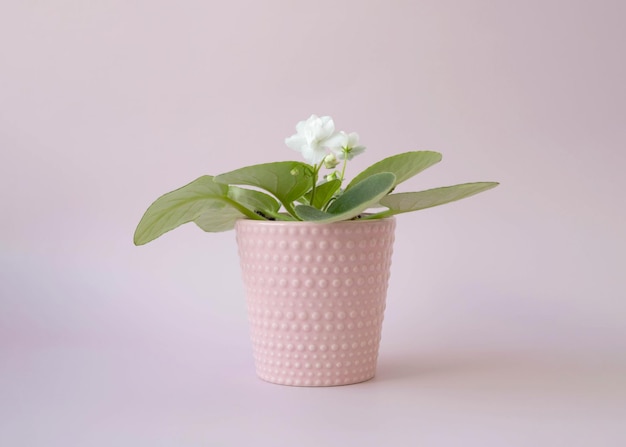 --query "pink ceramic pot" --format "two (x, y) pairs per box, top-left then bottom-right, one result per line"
(235, 217), (396, 386)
